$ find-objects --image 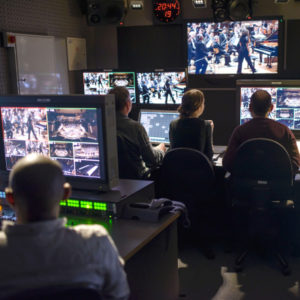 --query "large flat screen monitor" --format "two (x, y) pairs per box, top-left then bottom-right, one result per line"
(0, 95), (119, 191)
(187, 19), (280, 75)
(237, 80), (300, 136)
(139, 109), (179, 144)
(136, 71), (186, 105)
(83, 71), (136, 103)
